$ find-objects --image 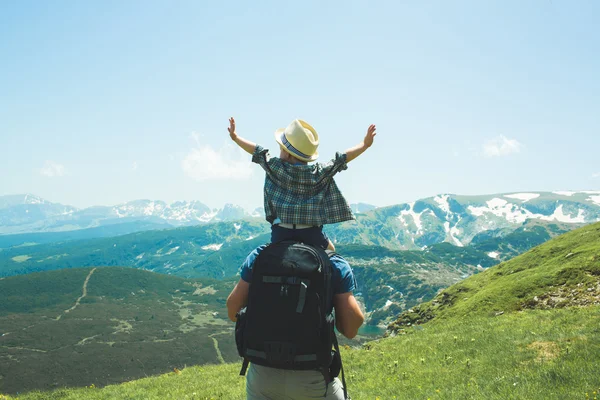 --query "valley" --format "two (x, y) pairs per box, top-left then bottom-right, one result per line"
(1, 192), (599, 396)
